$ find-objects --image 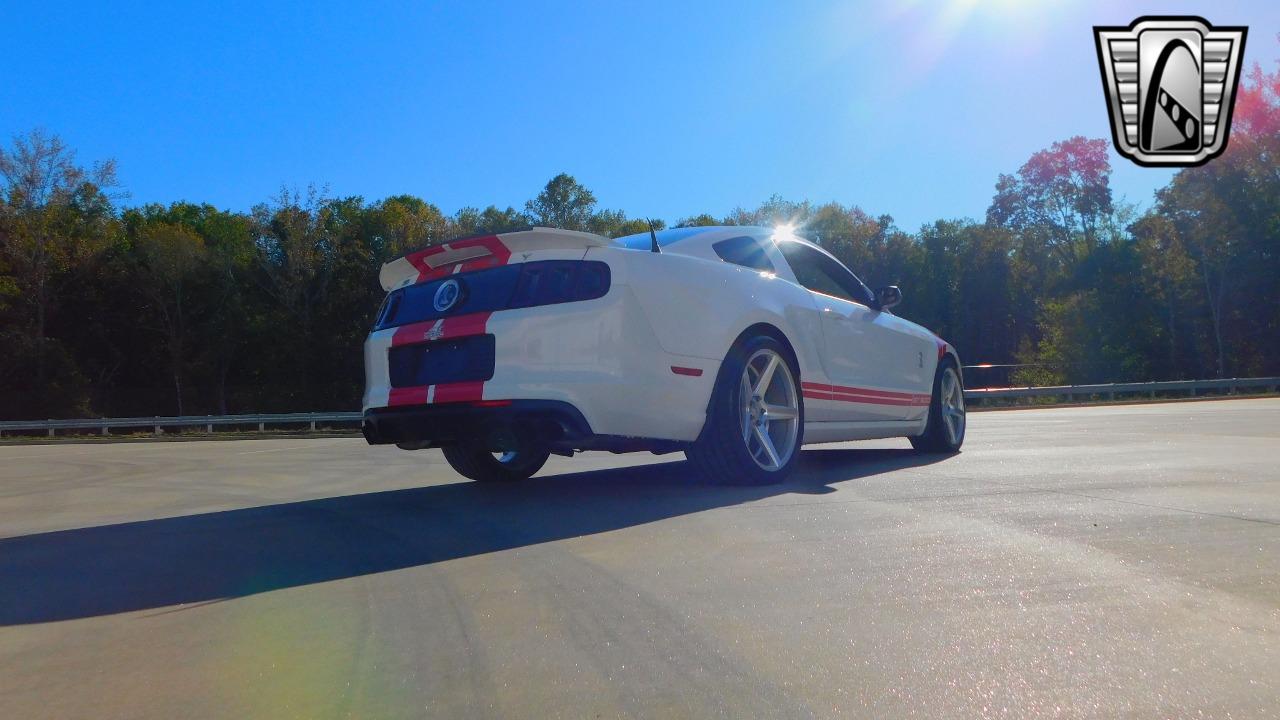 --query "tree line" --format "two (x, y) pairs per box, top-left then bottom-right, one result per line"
(1, 65), (1276, 420)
